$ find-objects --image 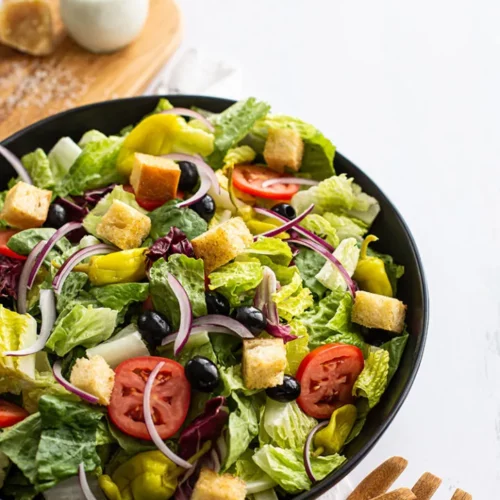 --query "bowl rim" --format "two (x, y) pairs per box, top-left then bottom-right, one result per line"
(1, 95), (429, 499)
